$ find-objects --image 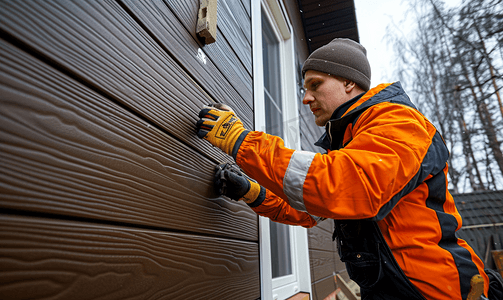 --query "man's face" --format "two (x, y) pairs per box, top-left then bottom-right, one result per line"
(303, 70), (352, 126)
